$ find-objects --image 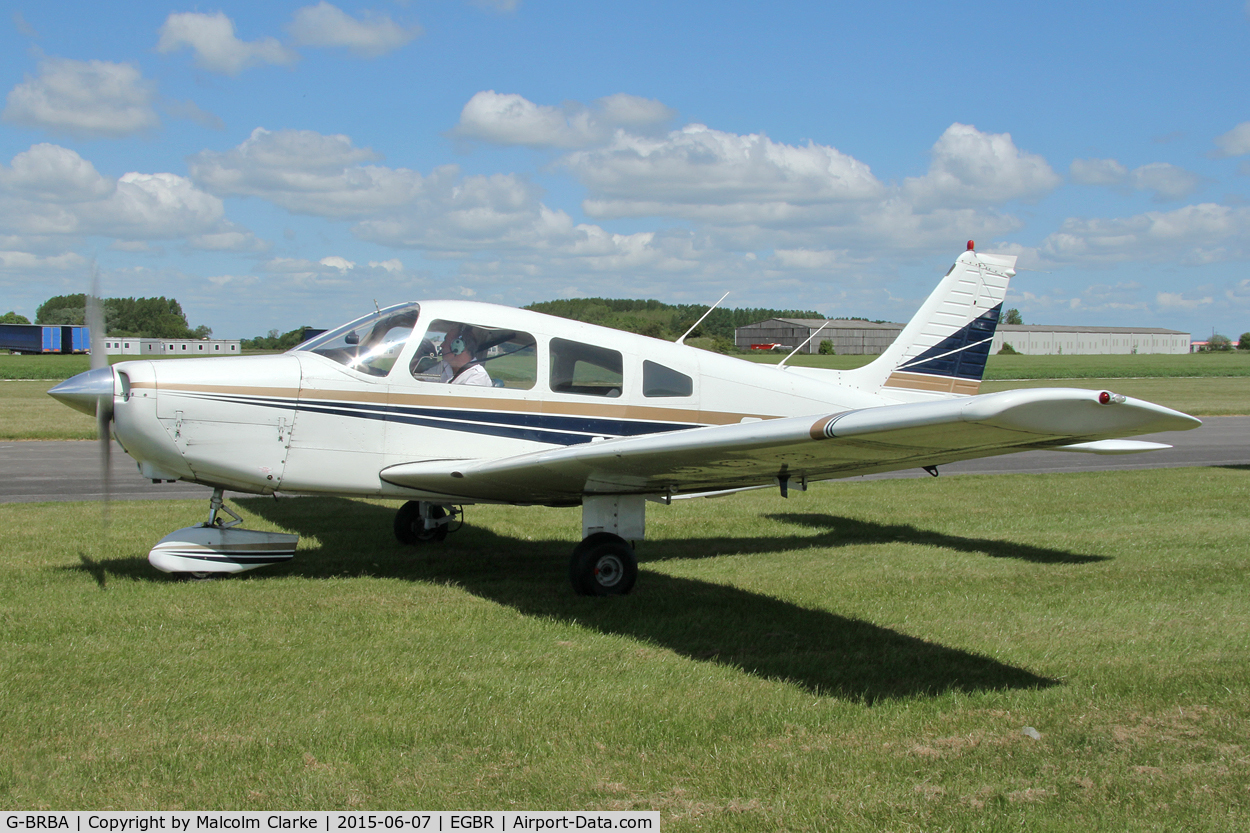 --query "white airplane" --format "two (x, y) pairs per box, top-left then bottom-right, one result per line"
(50, 243), (1200, 593)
